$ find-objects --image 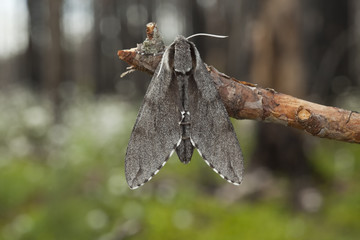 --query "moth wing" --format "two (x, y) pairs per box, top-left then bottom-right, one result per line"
(125, 53), (181, 189)
(189, 48), (244, 185)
